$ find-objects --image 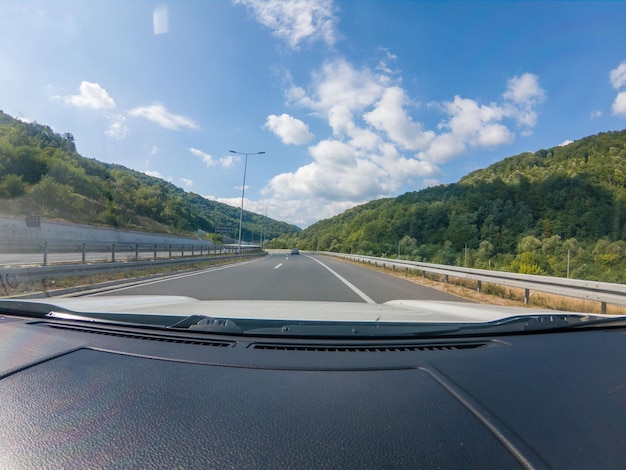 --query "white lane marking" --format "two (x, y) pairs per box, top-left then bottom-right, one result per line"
(274, 263), (283, 269)
(306, 255), (376, 304)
